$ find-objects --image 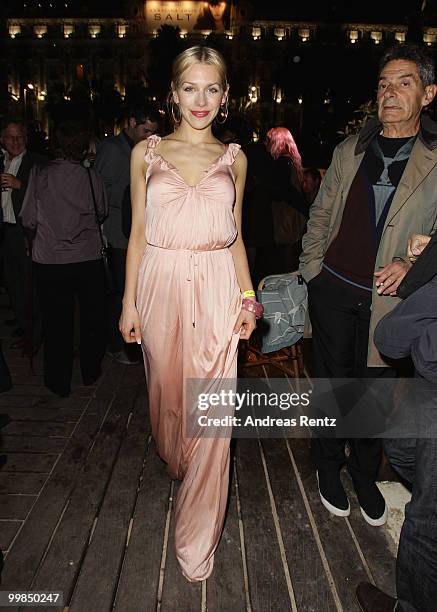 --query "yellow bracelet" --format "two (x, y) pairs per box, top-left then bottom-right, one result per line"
(242, 290), (256, 298)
